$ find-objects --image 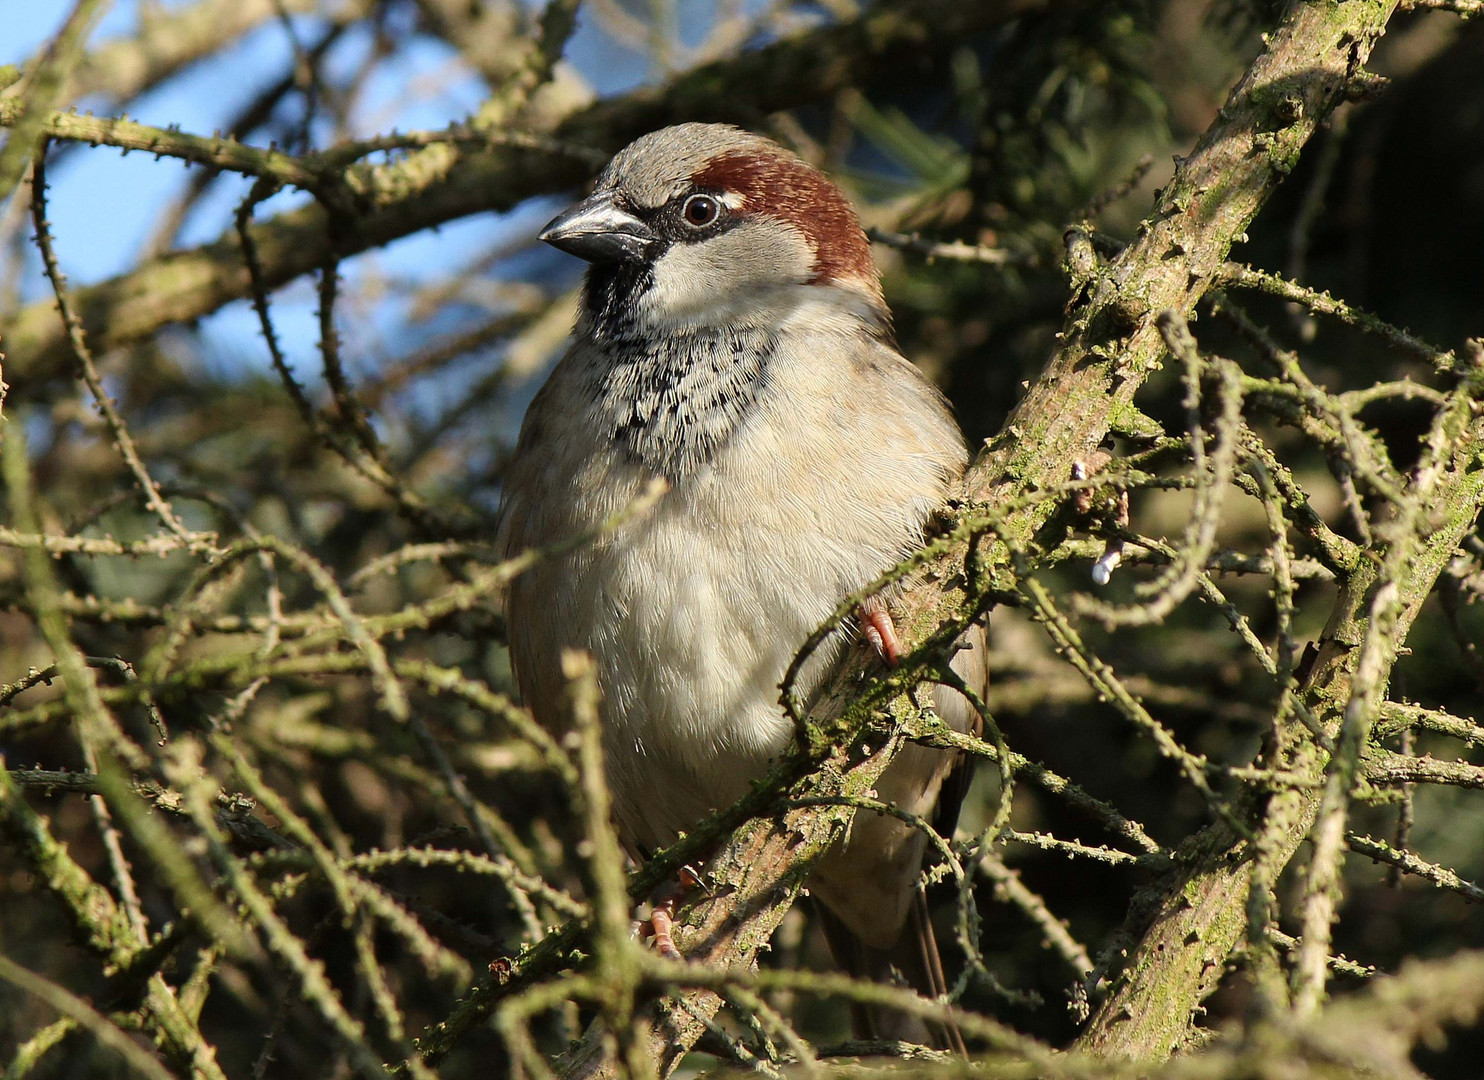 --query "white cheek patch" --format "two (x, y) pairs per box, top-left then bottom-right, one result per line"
(640, 219), (816, 329)
(643, 247), (719, 326)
